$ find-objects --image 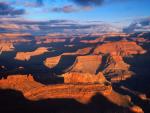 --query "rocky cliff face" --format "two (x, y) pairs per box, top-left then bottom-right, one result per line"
(15, 47), (49, 61)
(63, 72), (106, 84)
(102, 54), (133, 82)
(44, 56), (61, 69)
(0, 74), (43, 93)
(62, 47), (93, 55)
(91, 41), (147, 82)
(93, 41), (146, 56)
(0, 74), (143, 113)
(70, 55), (102, 74)
(0, 41), (14, 53)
